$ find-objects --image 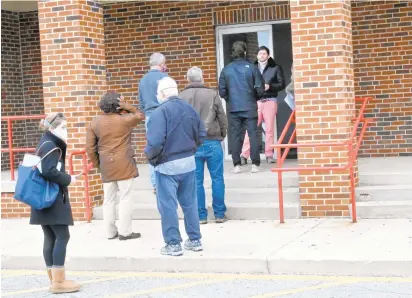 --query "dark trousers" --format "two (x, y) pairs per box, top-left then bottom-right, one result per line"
(229, 111), (261, 167)
(41, 225), (70, 267)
